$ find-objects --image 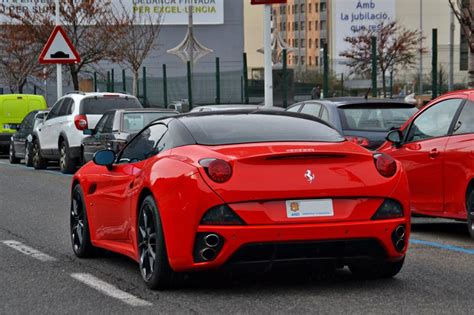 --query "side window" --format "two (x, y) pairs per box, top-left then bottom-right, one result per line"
(454, 101), (474, 135)
(406, 99), (464, 143)
(20, 112), (35, 131)
(320, 105), (329, 122)
(119, 124), (168, 163)
(102, 113), (115, 134)
(300, 103), (322, 117)
(287, 105), (301, 112)
(47, 99), (63, 120)
(94, 114), (110, 134)
(58, 98), (73, 117)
